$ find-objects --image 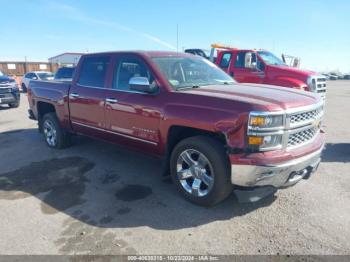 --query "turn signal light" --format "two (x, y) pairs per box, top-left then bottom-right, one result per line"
(248, 136), (263, 145)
